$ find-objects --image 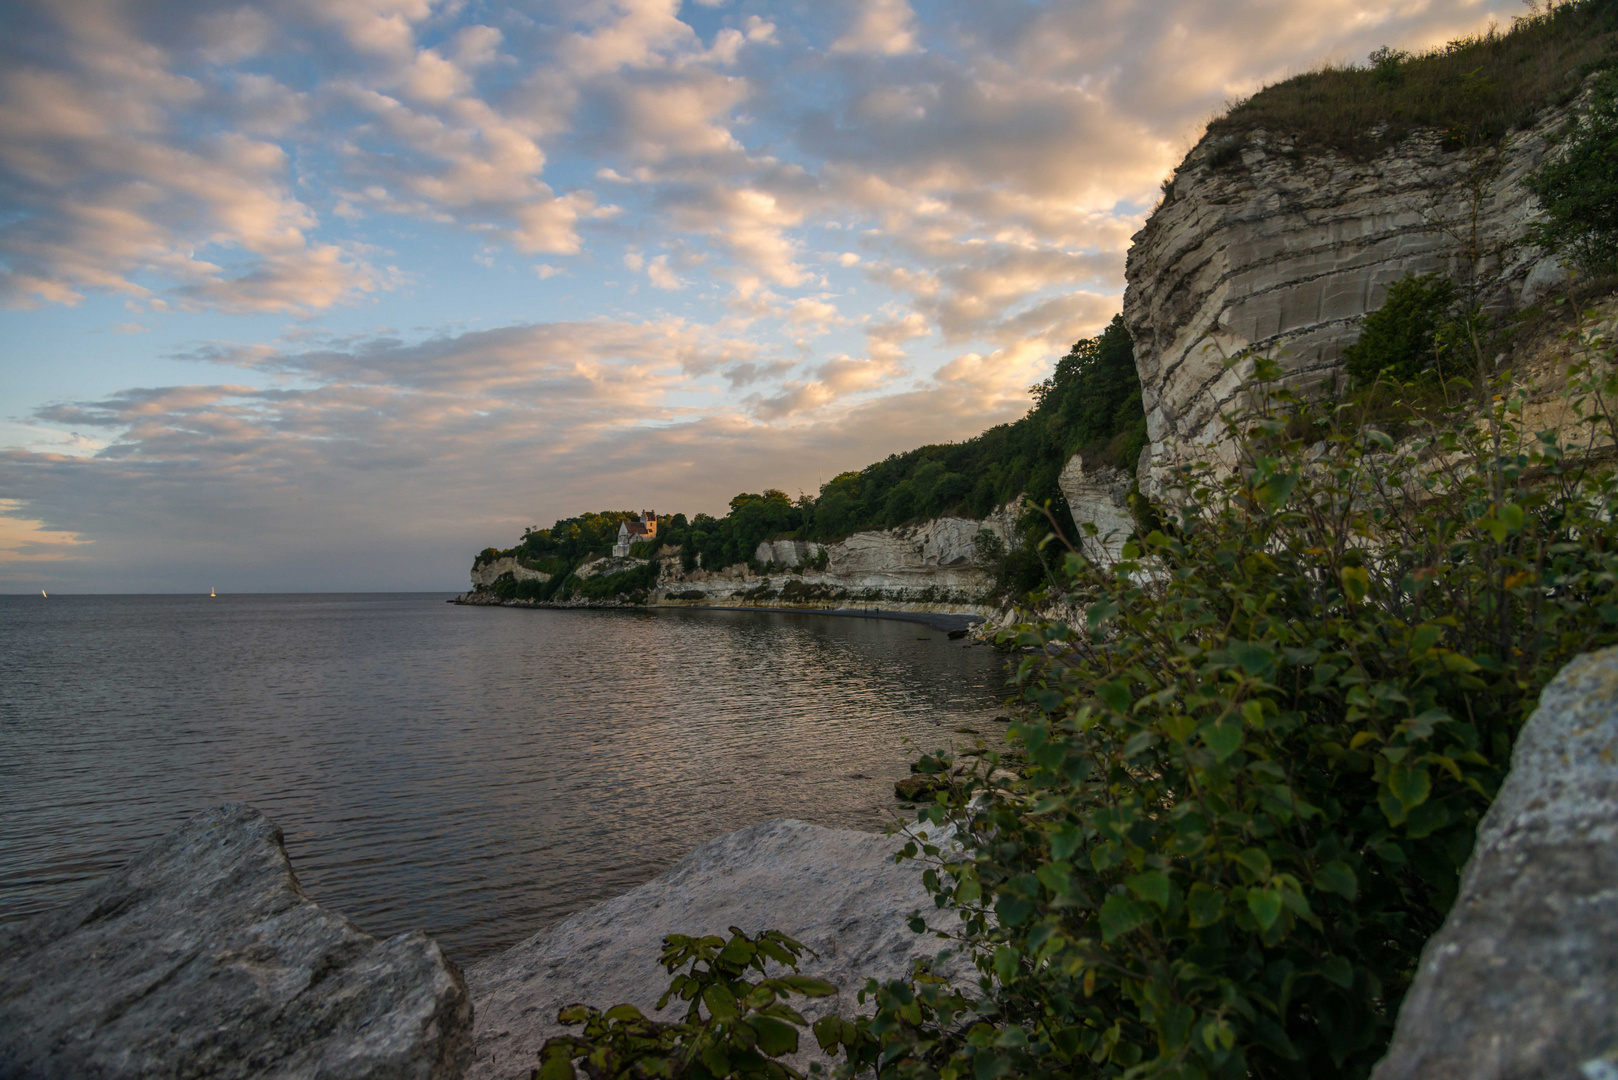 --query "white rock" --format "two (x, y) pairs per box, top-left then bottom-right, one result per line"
(465, 819), (968, 1080)
(470, 557), (550, 589)
(1058, 455), (1135, 564)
